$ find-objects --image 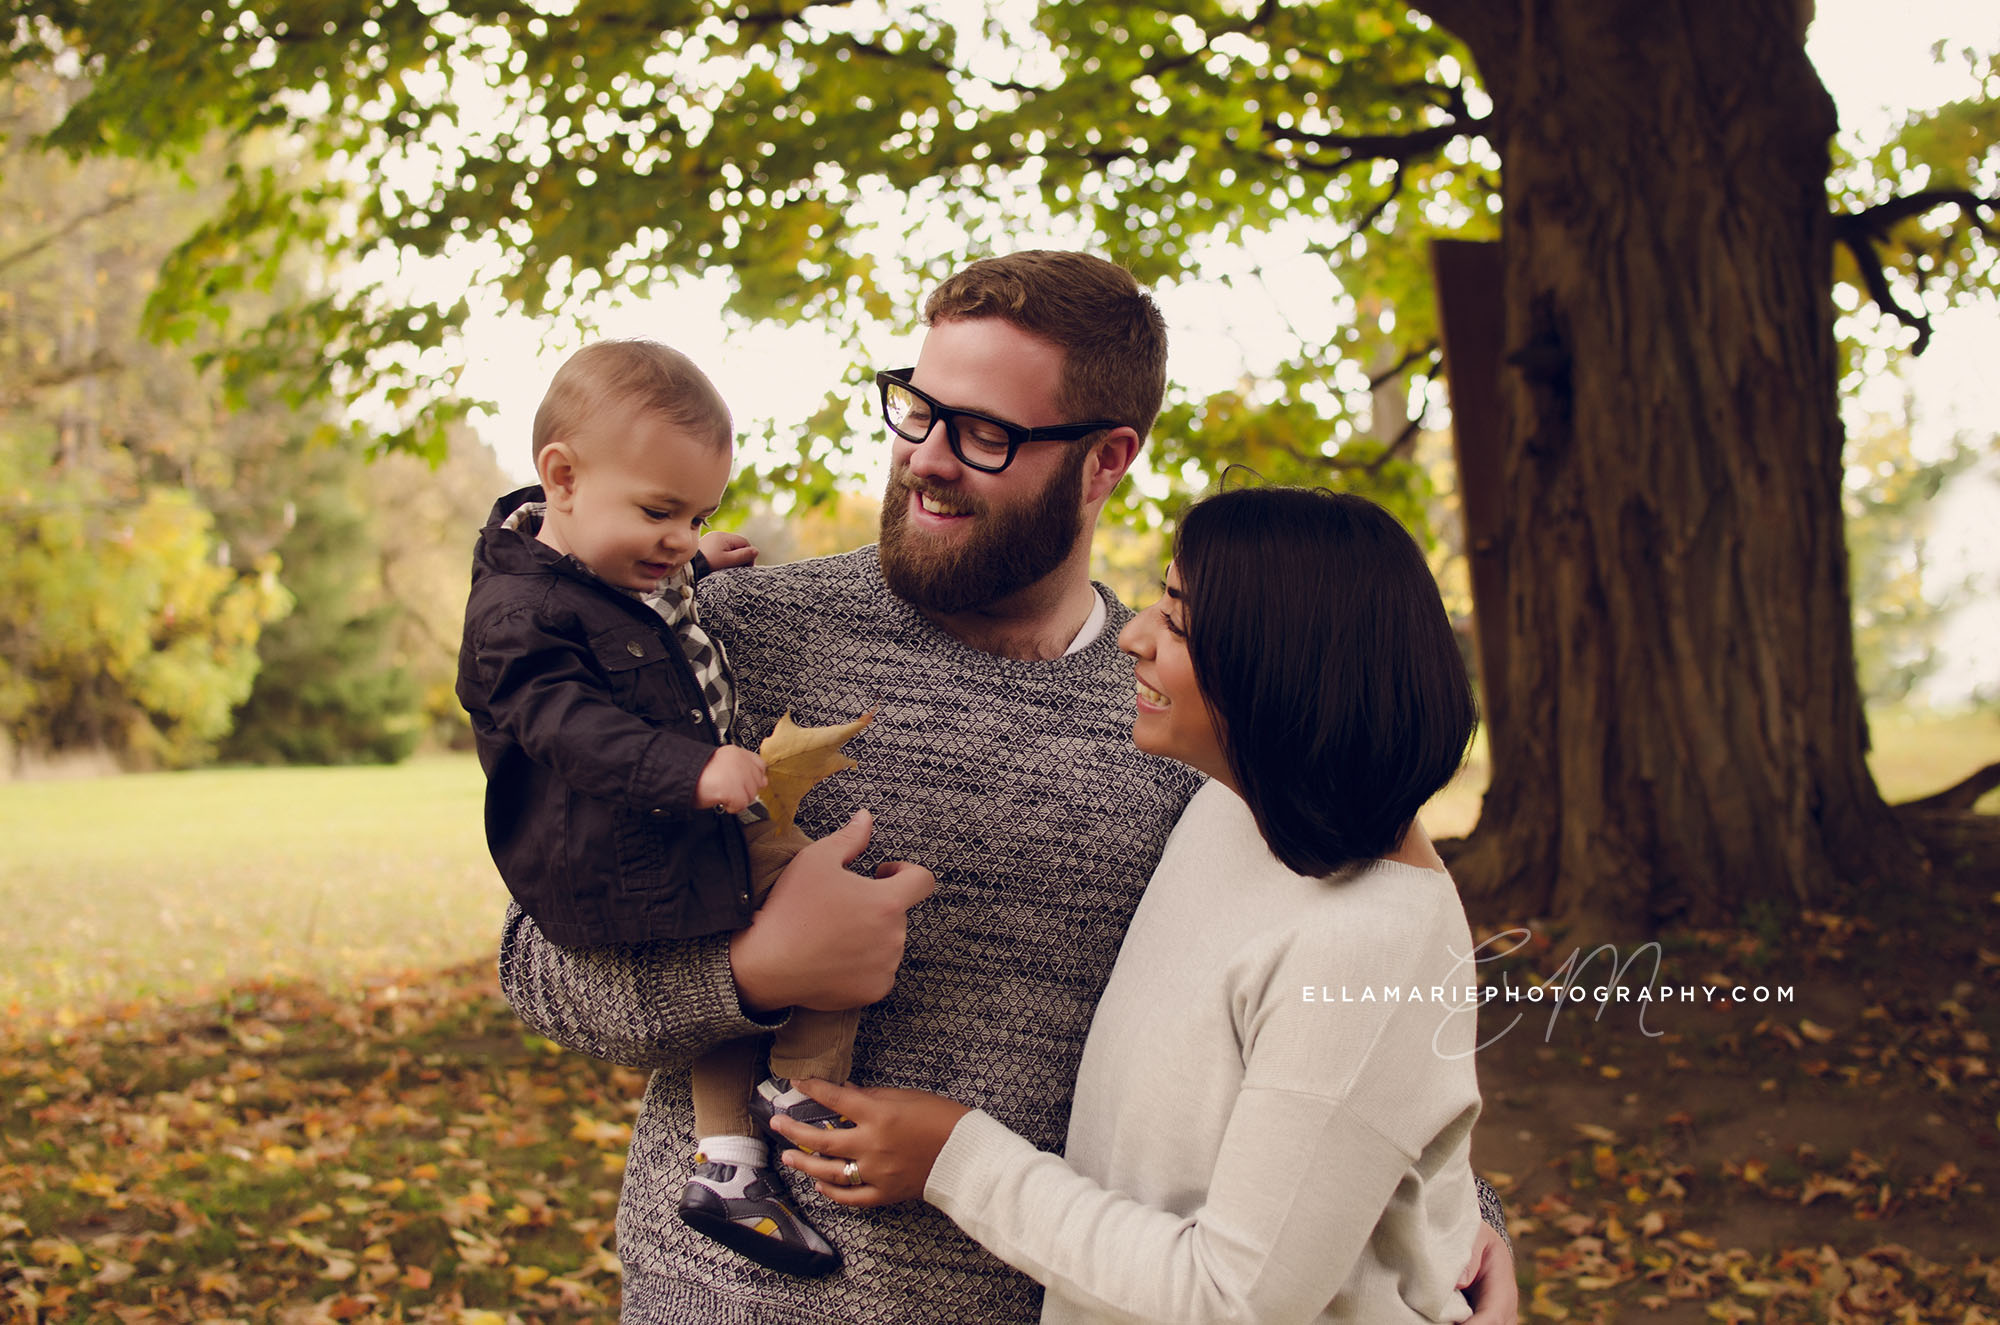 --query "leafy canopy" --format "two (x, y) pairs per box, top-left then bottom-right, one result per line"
(6, 1), (1993, 520)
